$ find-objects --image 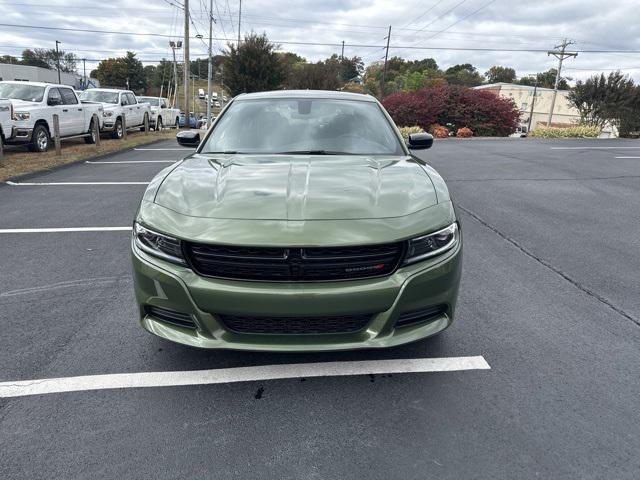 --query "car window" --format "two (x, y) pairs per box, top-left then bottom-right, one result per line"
(201, 98), (404, 155)
(47, 88), (62, 105)
(0, 83), (46, 102)
(126, 93), (137, 105)
(60, 88), (78, 105)
(80, 90), (119, 104)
